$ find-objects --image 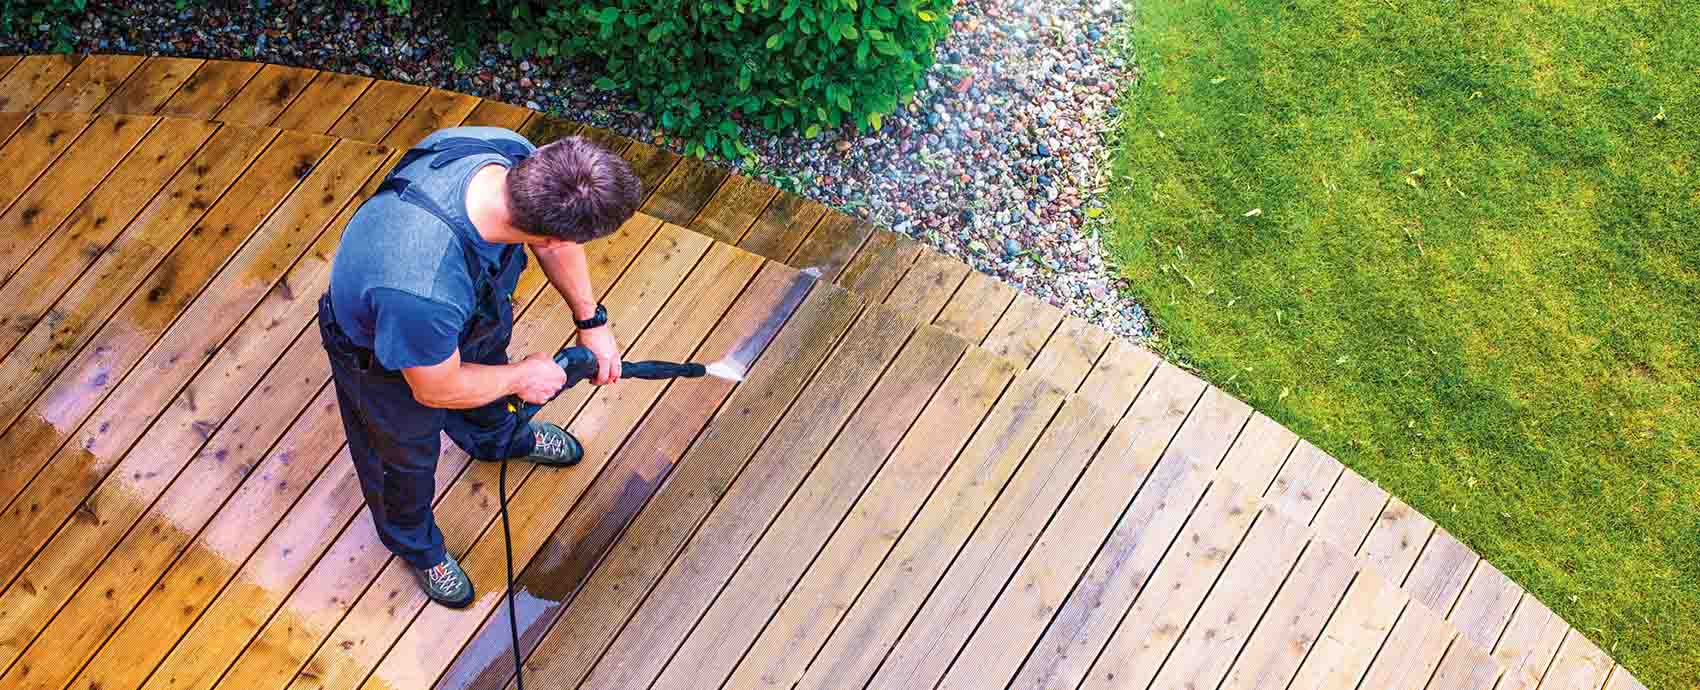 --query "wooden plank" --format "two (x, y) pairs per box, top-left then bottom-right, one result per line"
(0, 56), (19, 79)
(659, 332), (989, 690)
(1357, 601), (1455, 690)
(0, 130), (326, 592)
(13, 333), (338, 690)
(98, 56), (203, 115)
(1494, 596), (1576, 690)
(1309, 464), (1388, 553)
(1536, 630), (1613, 690)
(1287, 573), (1409, 690)
(434, 259), (815, 690)
(688, 173), (777, 244)
(0, 54), (80, 112)
(787, 207), (872, 281)
(883, 245), (968, 323)
(1219, 540), (1359, 690)
(574, 125), (629, 152)
(932, 269), (1017, 346)
(0, 117), (216, 382)
(860, 356), (1155, 690)
(293, 224), (712, 690)
(981, 290), (1065, 367)
(0, 125), (274, 514)
(0, 114), (155, 287)
(1359, 496), (1437, 583)
(0, 138), (379, 681)
(1075, 337), (1157, 411)
(216, 63), (318, 127)
(272, 70), (371, 133)
(34, 54), (146, 113)
(577, 302), (947, 690)
(620, 139), (682, 203)
(1450, 559), (1524, 651)
(989, 377), (1241, 690)
(173, 215), (657, 690)
(462, 98), (534, 130)
(517, 113), (584, 146)
(380, 87), (482, 148)
(506, 282), (864, 690)
(837, 229), (923, 302)
(0, 111), (28, 145)
(365, 235), (760, 690)
(1218, 412), (1301, 495)
(1144, 510), (1316, 690)
(328, 78), (427, 143)
(641, 154), (729, 226)
(1264, 438), (1346, 523)
(1603, 666), (1649, 690)
(158, 59), (263, 119)
(792, 369), (1064, 690)
(1405, 527), (1479, 612)
(1426, 640), (1504, 690)
(1027, 315), (1111, 392)
(737, 191), (827, 262)
(0, 112), (95, 215)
